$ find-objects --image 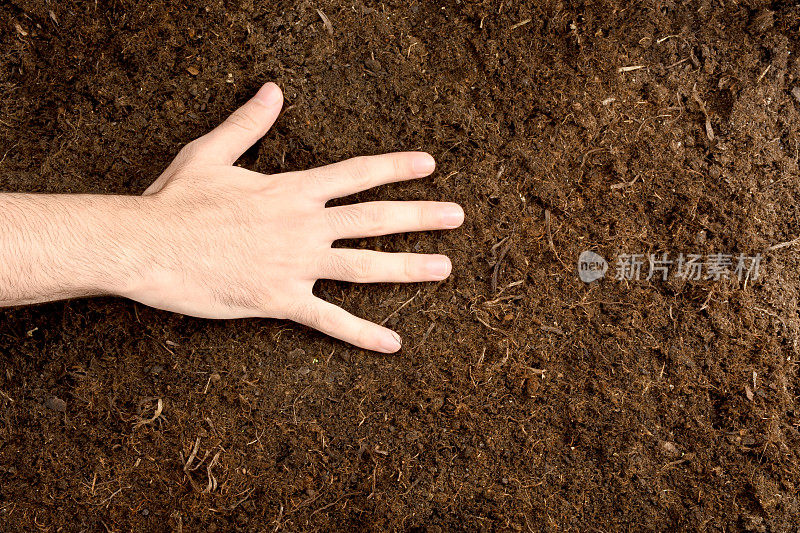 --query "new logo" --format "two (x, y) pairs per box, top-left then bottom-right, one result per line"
(578, 250), (608, 283)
